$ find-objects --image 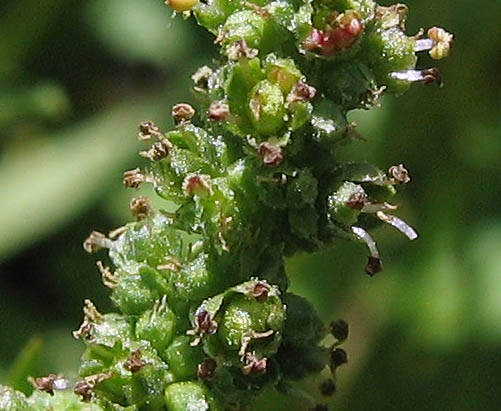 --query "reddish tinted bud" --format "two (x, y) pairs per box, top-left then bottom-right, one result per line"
(251, 282), (270, 302)
(346, 192), (367, 210)
(182, 174), (213, 197)
(303, 28), (324, 52)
